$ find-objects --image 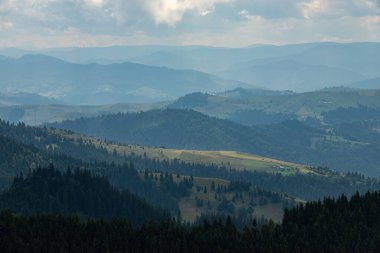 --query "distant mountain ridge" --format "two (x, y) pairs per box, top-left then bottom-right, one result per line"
(0, 54), (248, 105)
(347, 77), (380, 89)
(1, 87), (380, 127)
(170, 88), (380, 125)
(219, 59), (366, 91)
(1, 42), (378, 92)
(217, 87), (294, 98)
(0, 92), (59, 106)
